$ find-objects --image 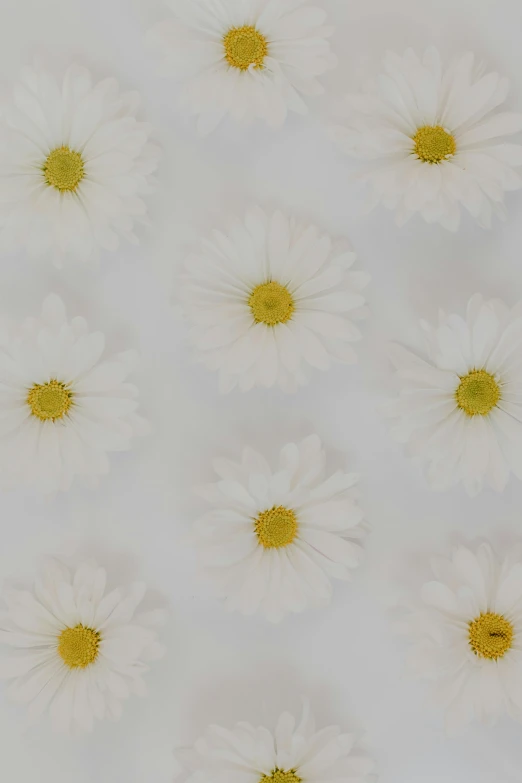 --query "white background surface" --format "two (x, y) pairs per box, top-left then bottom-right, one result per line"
(0, 0), (522, 781)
